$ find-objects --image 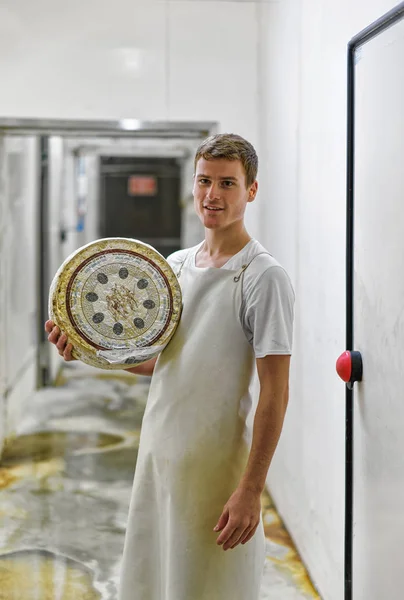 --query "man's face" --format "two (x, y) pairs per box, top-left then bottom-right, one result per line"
(192, 158), (257, 231)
